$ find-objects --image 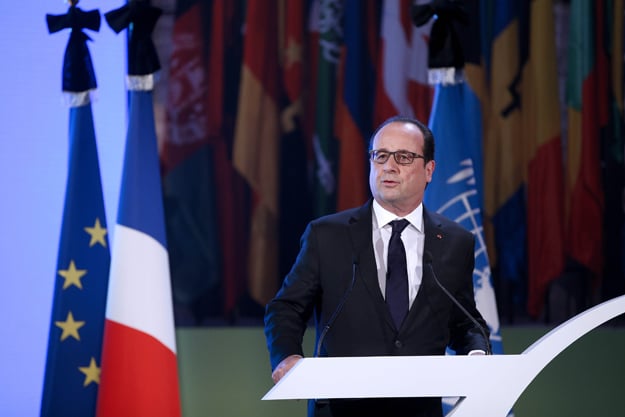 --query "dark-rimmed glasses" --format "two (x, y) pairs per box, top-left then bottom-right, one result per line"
(369, 149), (425, 165)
